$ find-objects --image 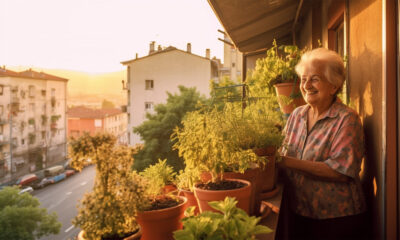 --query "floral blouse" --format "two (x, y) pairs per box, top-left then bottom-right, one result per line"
(280, 100), (366, 219)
